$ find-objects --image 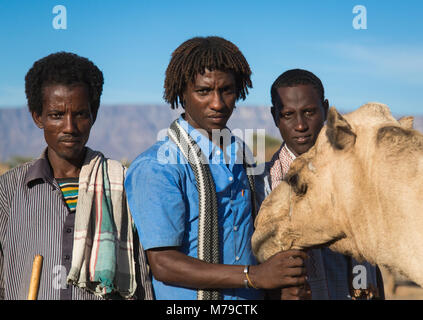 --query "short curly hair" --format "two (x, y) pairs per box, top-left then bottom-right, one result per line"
(164, 36), (252, 109)
(25, 51), (104, 121)
(269, 69), (325, 126)
(270, 69), (325, 110)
